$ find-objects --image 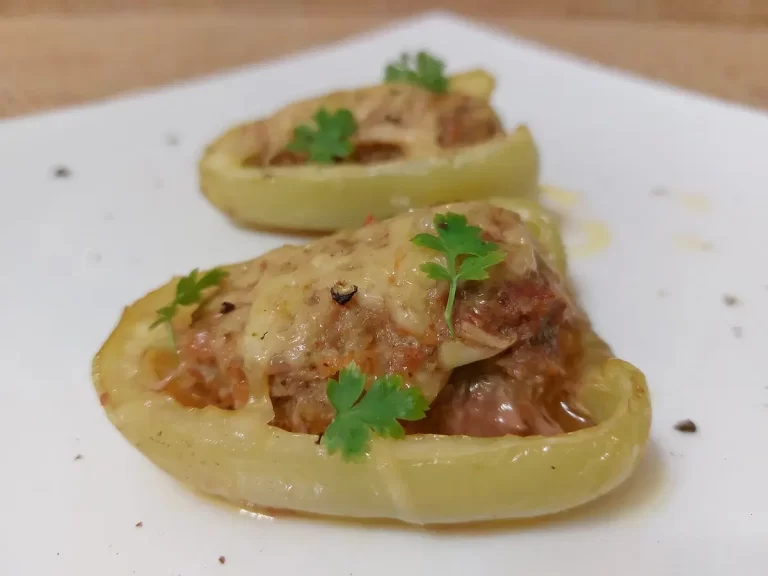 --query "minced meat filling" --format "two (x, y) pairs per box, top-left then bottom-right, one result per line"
(243, 89), (503, 168)
(150, 273), (588, 437)
(147, 204), (593, 438)
(264, 142), (405, 167)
